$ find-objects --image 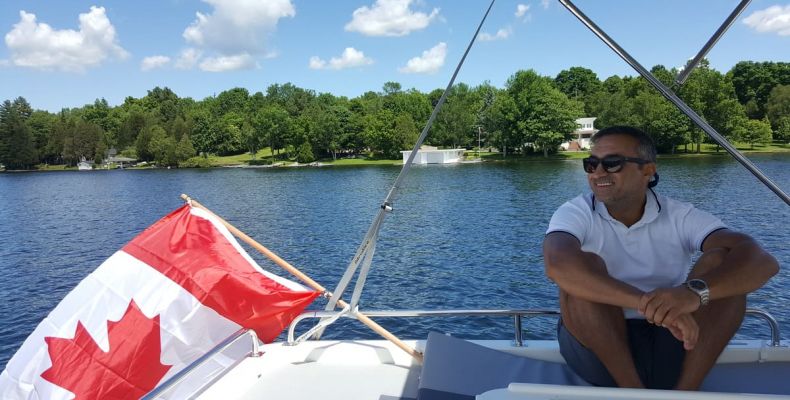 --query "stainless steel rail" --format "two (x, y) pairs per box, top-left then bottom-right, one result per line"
(674, 0), (751, 86)
(287, 308), (781, 347)
(147, 308), (781, 397)
(143, 329), (262, 400)
(747, 308), (782, 347)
